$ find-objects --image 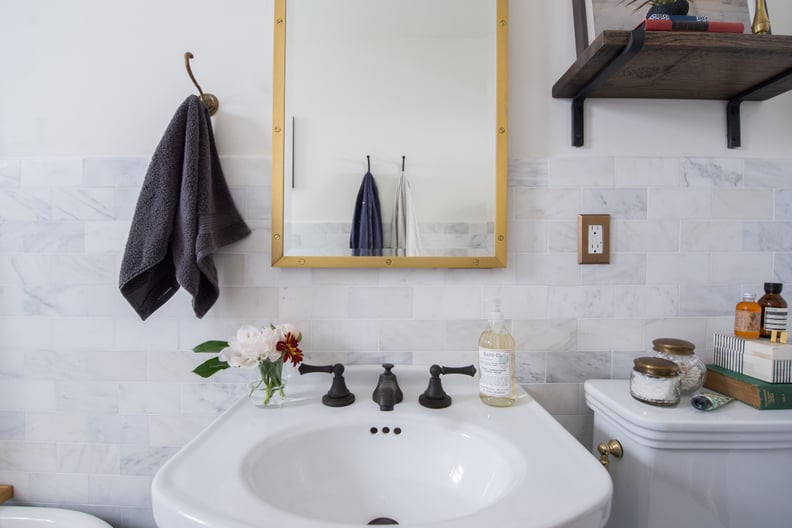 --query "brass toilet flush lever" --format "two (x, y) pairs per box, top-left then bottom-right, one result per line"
(597, 439), (623, 471)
